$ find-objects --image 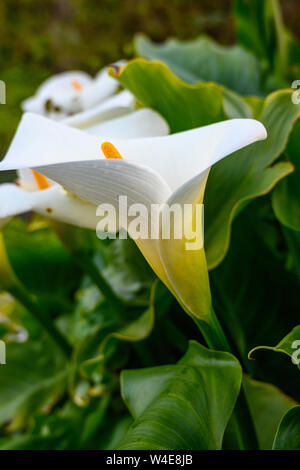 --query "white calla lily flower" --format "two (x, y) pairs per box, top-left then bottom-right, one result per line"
(62, 90), (136, 129)
(22, 61), (131, 120)
(0, 181), (99, 229)
(73, 108), (170, 138)
(0, 109), (169, 229)
(0, 112), (267, 318)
